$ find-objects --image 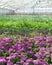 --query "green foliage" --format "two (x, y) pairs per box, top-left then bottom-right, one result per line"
(0, 15), (52, 31)
(0, 52), (4, 56)
(12, 57), (20, 64)
(29, 62), (34, 65)
(46, 57), (51, 64)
